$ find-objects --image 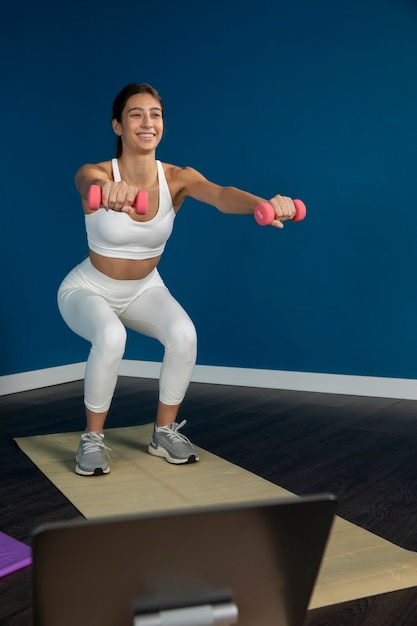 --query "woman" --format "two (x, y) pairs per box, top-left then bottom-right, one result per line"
(57, 83), (296, 476)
